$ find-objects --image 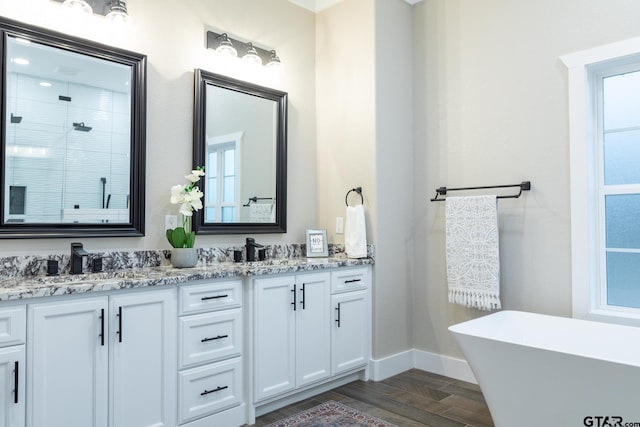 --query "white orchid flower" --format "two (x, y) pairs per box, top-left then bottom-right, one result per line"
(169, 167), (204, 239)
(189, 193), (203, 211)
(185, 169), (205, 183)
(179, 203), (193, 216)
(170, 184), (186, 204)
